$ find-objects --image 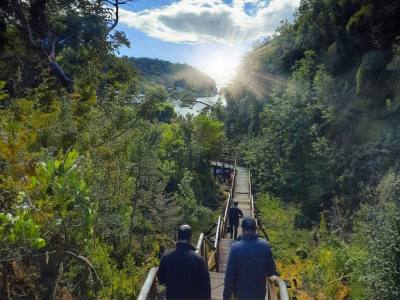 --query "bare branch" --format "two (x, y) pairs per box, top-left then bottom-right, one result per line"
(14, 1), (38, 48)
(92, 118), (139, 148)
(107, 0), (133, 33)
(192, 99), (214, 109)
(107, 0), (119, 33)
(13, 1), (73, 92)
(51, 261), (63, 300)
(65, 251), (102, 286)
